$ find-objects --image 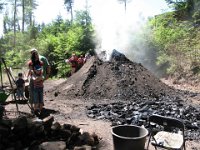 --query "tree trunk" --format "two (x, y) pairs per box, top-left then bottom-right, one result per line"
(124, 0), (127, 13)
(29, 0), (33, 27)
(22, 0), (25, 32)
(70, 2), (73, 23)
(13, 0), (17, 47)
